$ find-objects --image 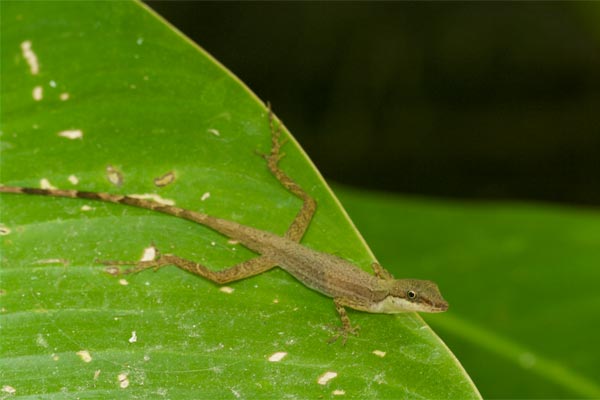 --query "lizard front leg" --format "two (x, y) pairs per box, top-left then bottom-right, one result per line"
(371, 261), (395, 281)
(328, 298), (361, 345)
